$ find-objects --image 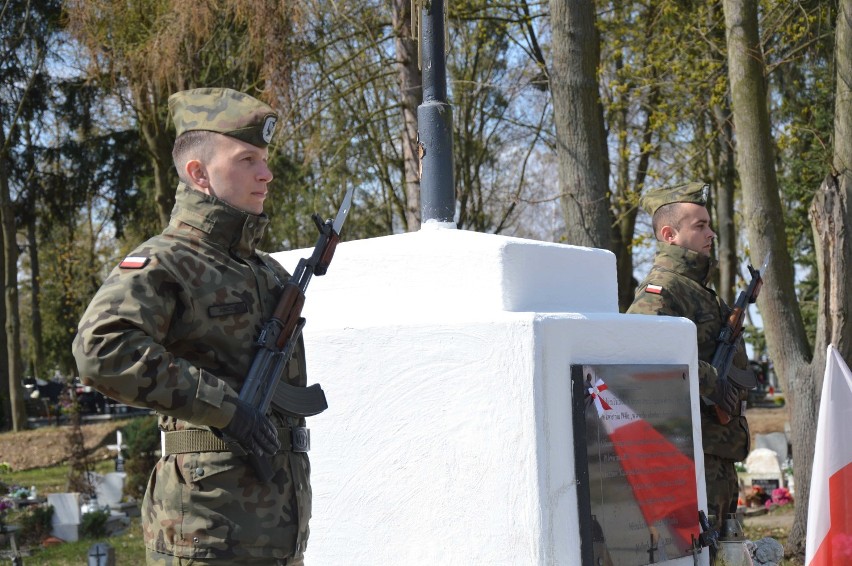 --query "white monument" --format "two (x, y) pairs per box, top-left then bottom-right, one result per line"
(273, 225), (709, 565)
